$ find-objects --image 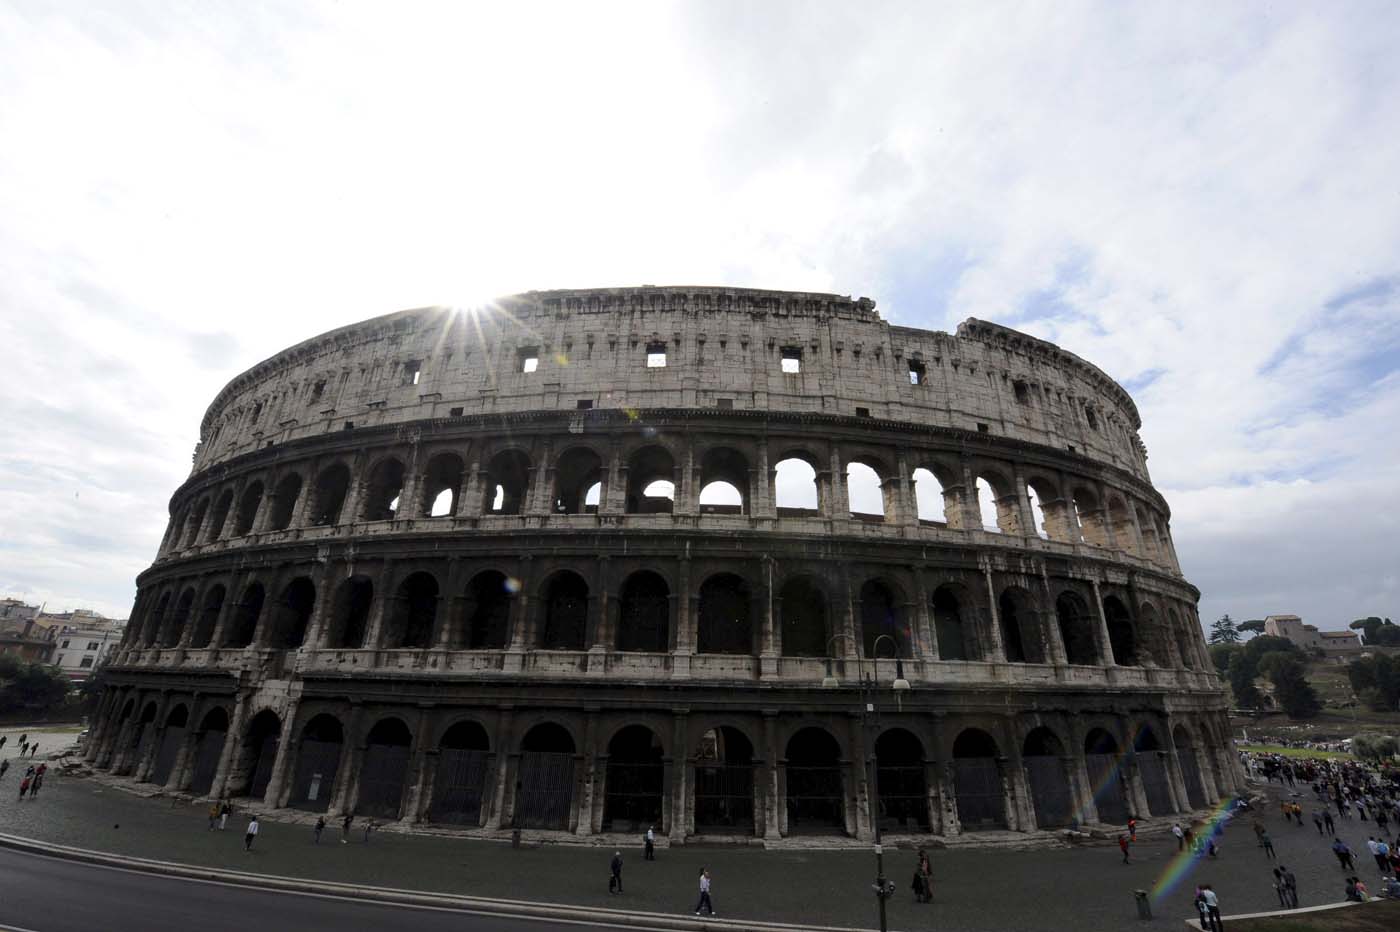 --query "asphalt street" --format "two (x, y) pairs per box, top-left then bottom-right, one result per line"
(0, 846), (618, 932)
